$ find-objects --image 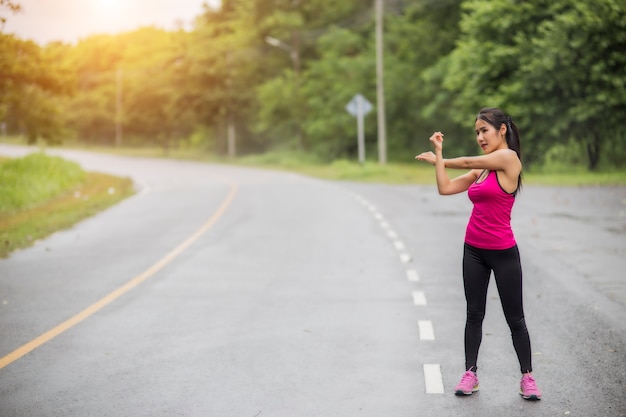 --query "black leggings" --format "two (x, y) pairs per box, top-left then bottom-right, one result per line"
(462, 243), (532, 374)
